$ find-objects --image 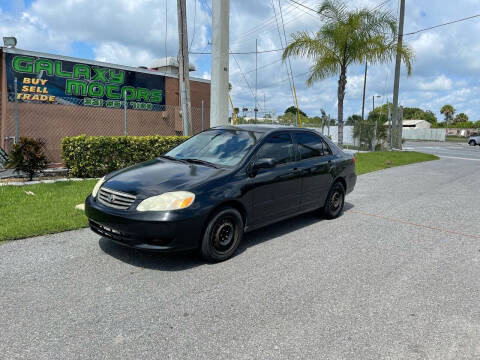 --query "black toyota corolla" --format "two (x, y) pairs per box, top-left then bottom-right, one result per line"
(85, 125), (356, 262)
